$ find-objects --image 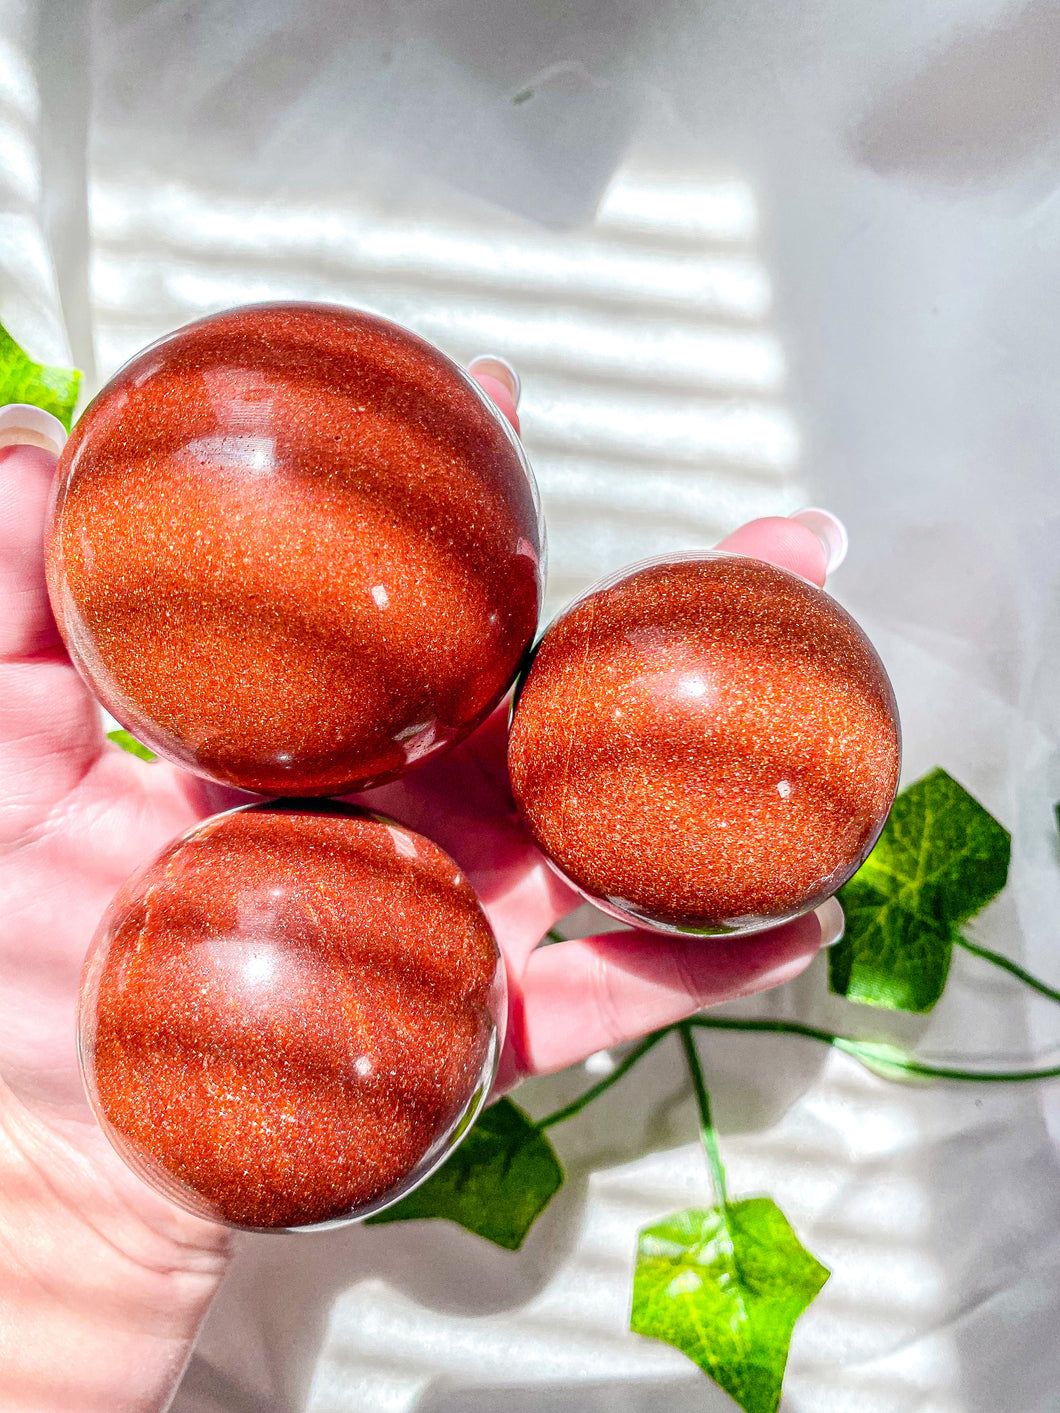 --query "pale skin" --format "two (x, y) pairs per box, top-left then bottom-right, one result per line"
(0, 369), (828, 1411)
